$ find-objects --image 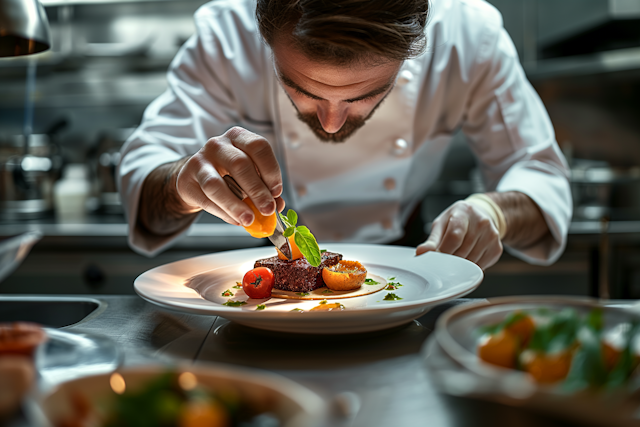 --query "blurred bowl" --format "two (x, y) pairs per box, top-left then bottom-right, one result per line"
(423, 296), (640, 427)
(27, 363), (325, 427)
